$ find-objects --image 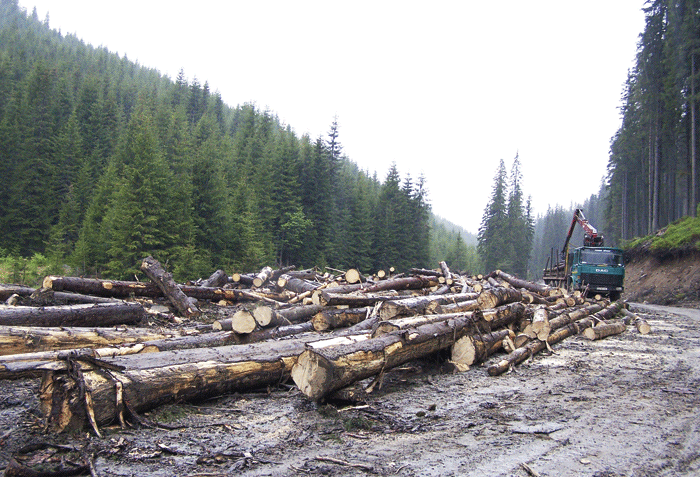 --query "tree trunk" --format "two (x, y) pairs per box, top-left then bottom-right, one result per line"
(494, 270), (560, 297)
(530, 305), (550, 340)
(141, 256), (200, 318)
(312, 290), (391, 307)
(39, 339), (307, 432)
(358, 276), (437, 294)
(291, 314), (481, 401)
(213, 310), (257, 334)
(276, 304), (325, 323)
(200, 269), (229, 288)
(312, 308), (370, 331)
(476, 287), (522, 310)
(450, 328), (514, 369)
(253, 266), (274, 288)
(371, 311), (480, 338)
(439, 261), (453, 285)
(0, 325), (183, 356)
(0, 302), (144, 328)
(583, 321), (626, 340)
(276, 274), (319, 295)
